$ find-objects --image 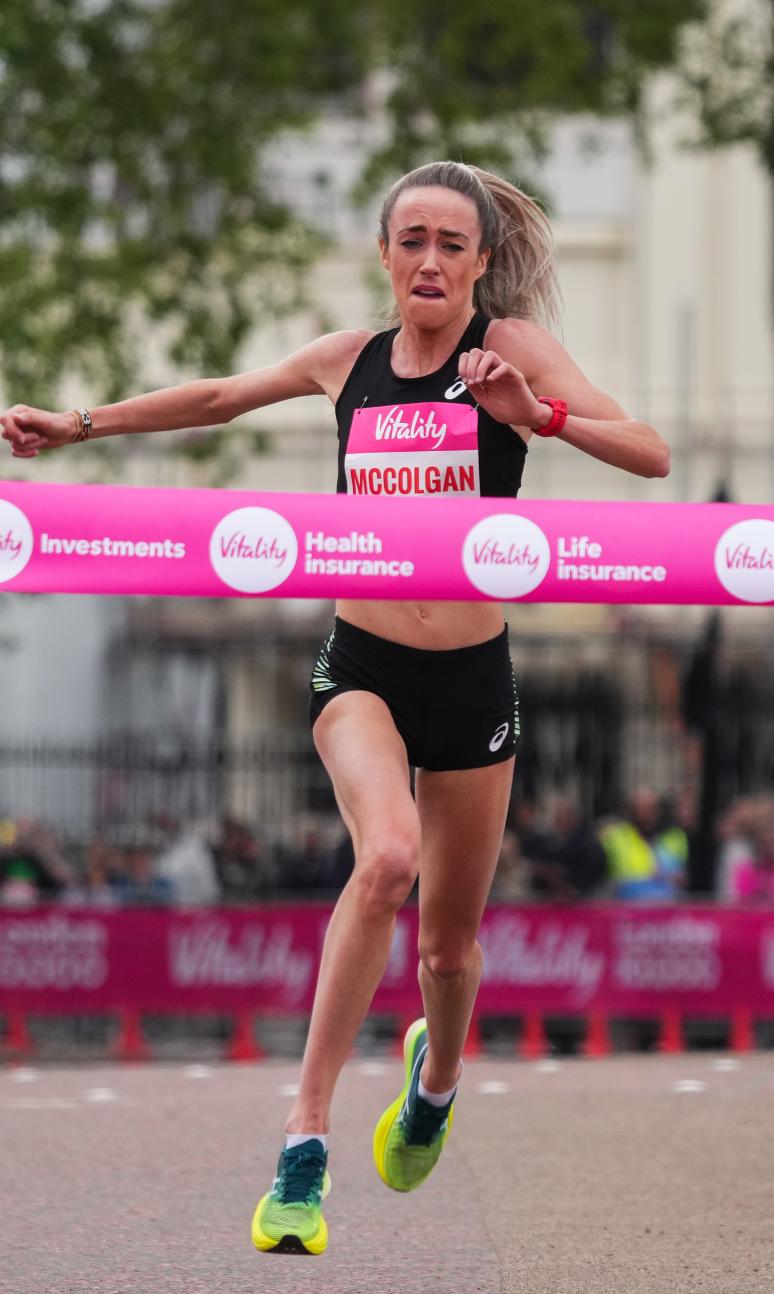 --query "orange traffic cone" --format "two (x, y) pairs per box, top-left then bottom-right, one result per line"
(729, 1007), (754, 1054)
(5, 1010), (33, 1060)
(583, 1010), (611, 1059)
(114, 1008), (149, 1062)
(463, 1014), (483, 1059)
(658, 1007), (684, 1054)
(227, 1010), (265, 1062)
(519, 1010), (548, 1060)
